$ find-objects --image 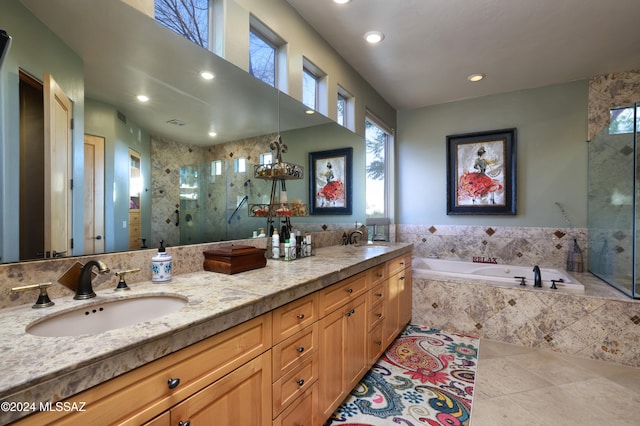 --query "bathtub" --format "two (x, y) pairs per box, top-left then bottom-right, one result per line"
(412, 258), (585, 292)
